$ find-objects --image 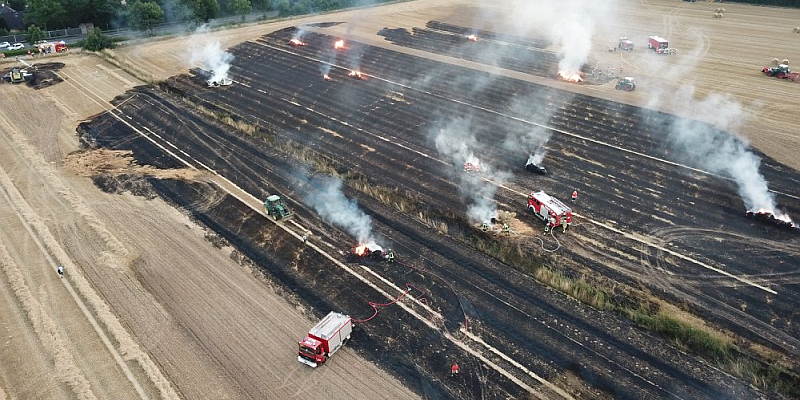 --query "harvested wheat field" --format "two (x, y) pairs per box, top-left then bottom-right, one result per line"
(1, 1), (798, 399)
